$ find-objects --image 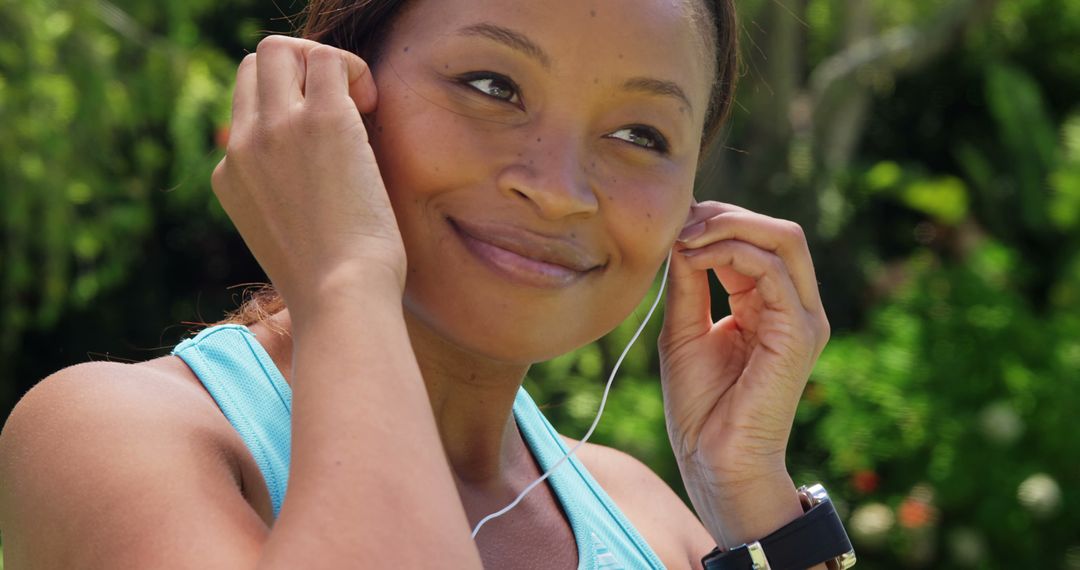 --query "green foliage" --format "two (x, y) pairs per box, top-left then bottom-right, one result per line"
(806, 240), (1080, 565)
(0, 0), (237, 380)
